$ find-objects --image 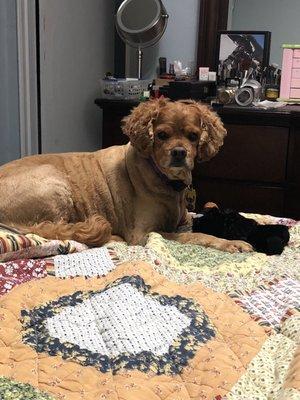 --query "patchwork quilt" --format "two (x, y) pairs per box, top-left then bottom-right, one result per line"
(0, 214), (299, 399)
